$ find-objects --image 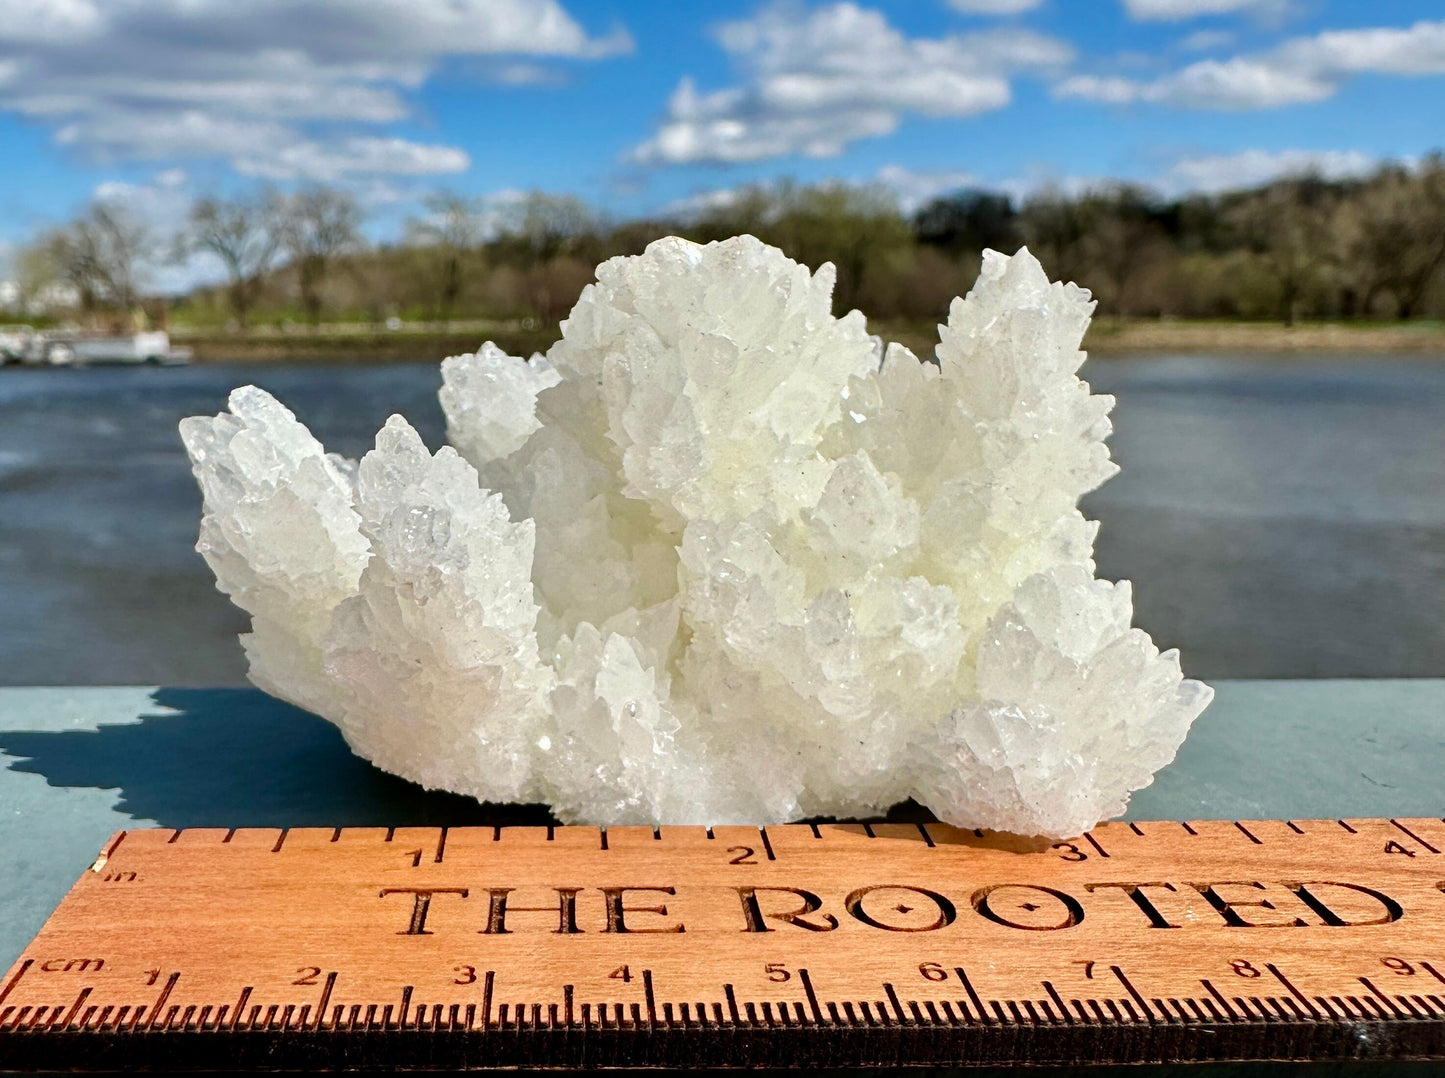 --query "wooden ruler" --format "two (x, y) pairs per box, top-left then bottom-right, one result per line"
(4, 819), (1445, 1068)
